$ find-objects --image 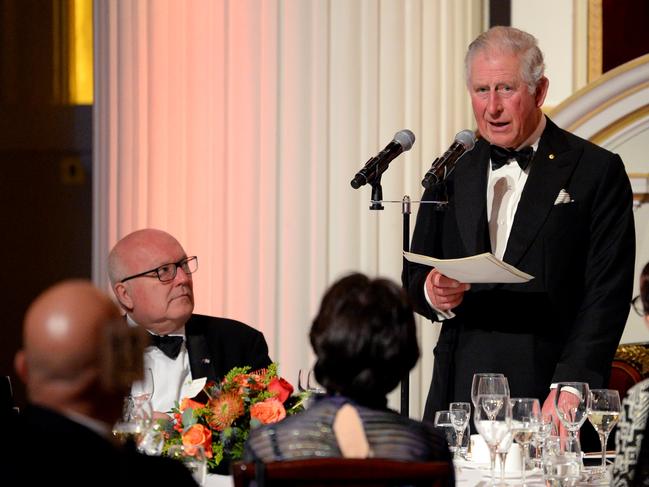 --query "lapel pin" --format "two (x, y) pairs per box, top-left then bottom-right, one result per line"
(201, 358), (211, 364)
(549, 154), (555, 159)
